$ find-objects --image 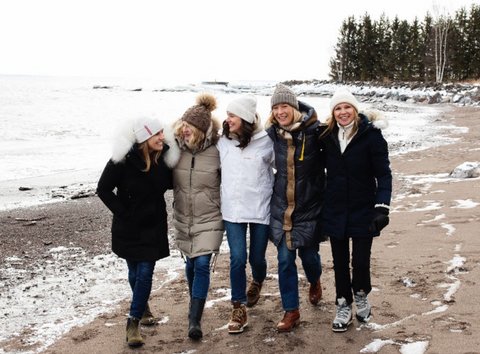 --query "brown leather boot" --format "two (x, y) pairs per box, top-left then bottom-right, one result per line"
(228, 301), (248, 333)
(309, 279), (322, 305)
(276, 309), (300, 332)
(246, 280), (263, 307)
